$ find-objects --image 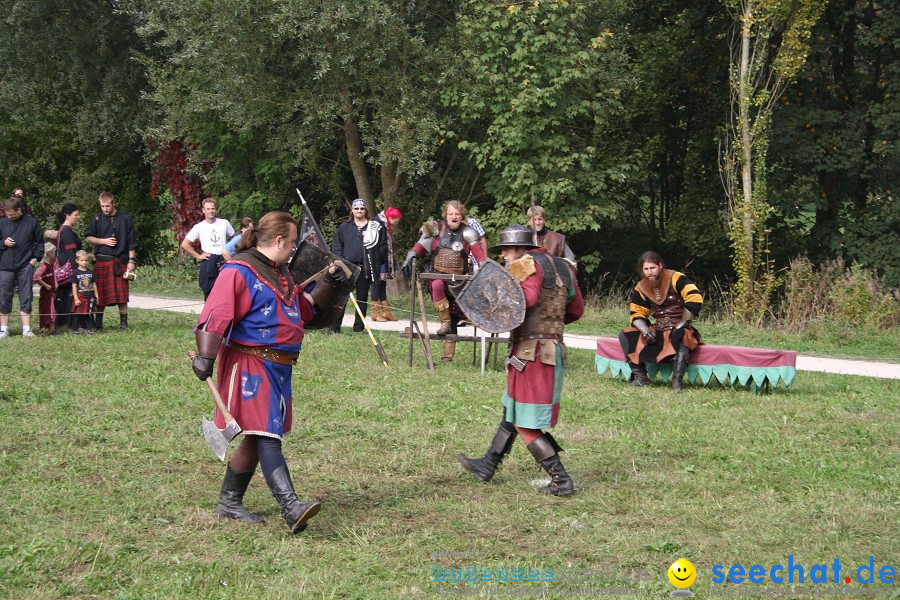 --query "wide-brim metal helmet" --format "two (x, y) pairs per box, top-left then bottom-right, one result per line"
(490, 224), (540, 250)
